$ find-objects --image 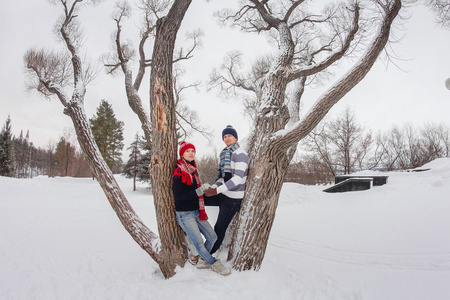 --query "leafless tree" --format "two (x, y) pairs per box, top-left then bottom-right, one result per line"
(102, 0), (153, 145)
(376, 126), (402, 170)
(24, 0), (193, 279)
(24, 0), (405, 275)
(372, 122), (450, 171)
(329, 107), (373, 173)
(426, 0), (450, 28)
(285, 153), (336, 185)
(301, 107), (373, 176)
(288, 120), (450, 184)
(209, 51), (268, 121)
(421, 122), (450, 159)
(196, 154), (219, 184)
(103, 1), (210, 142)
(401, 123), (425, 168)
(211, 0), (402, 271)
(301, 120), (338, 177)
(173, 64), (212, 140)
